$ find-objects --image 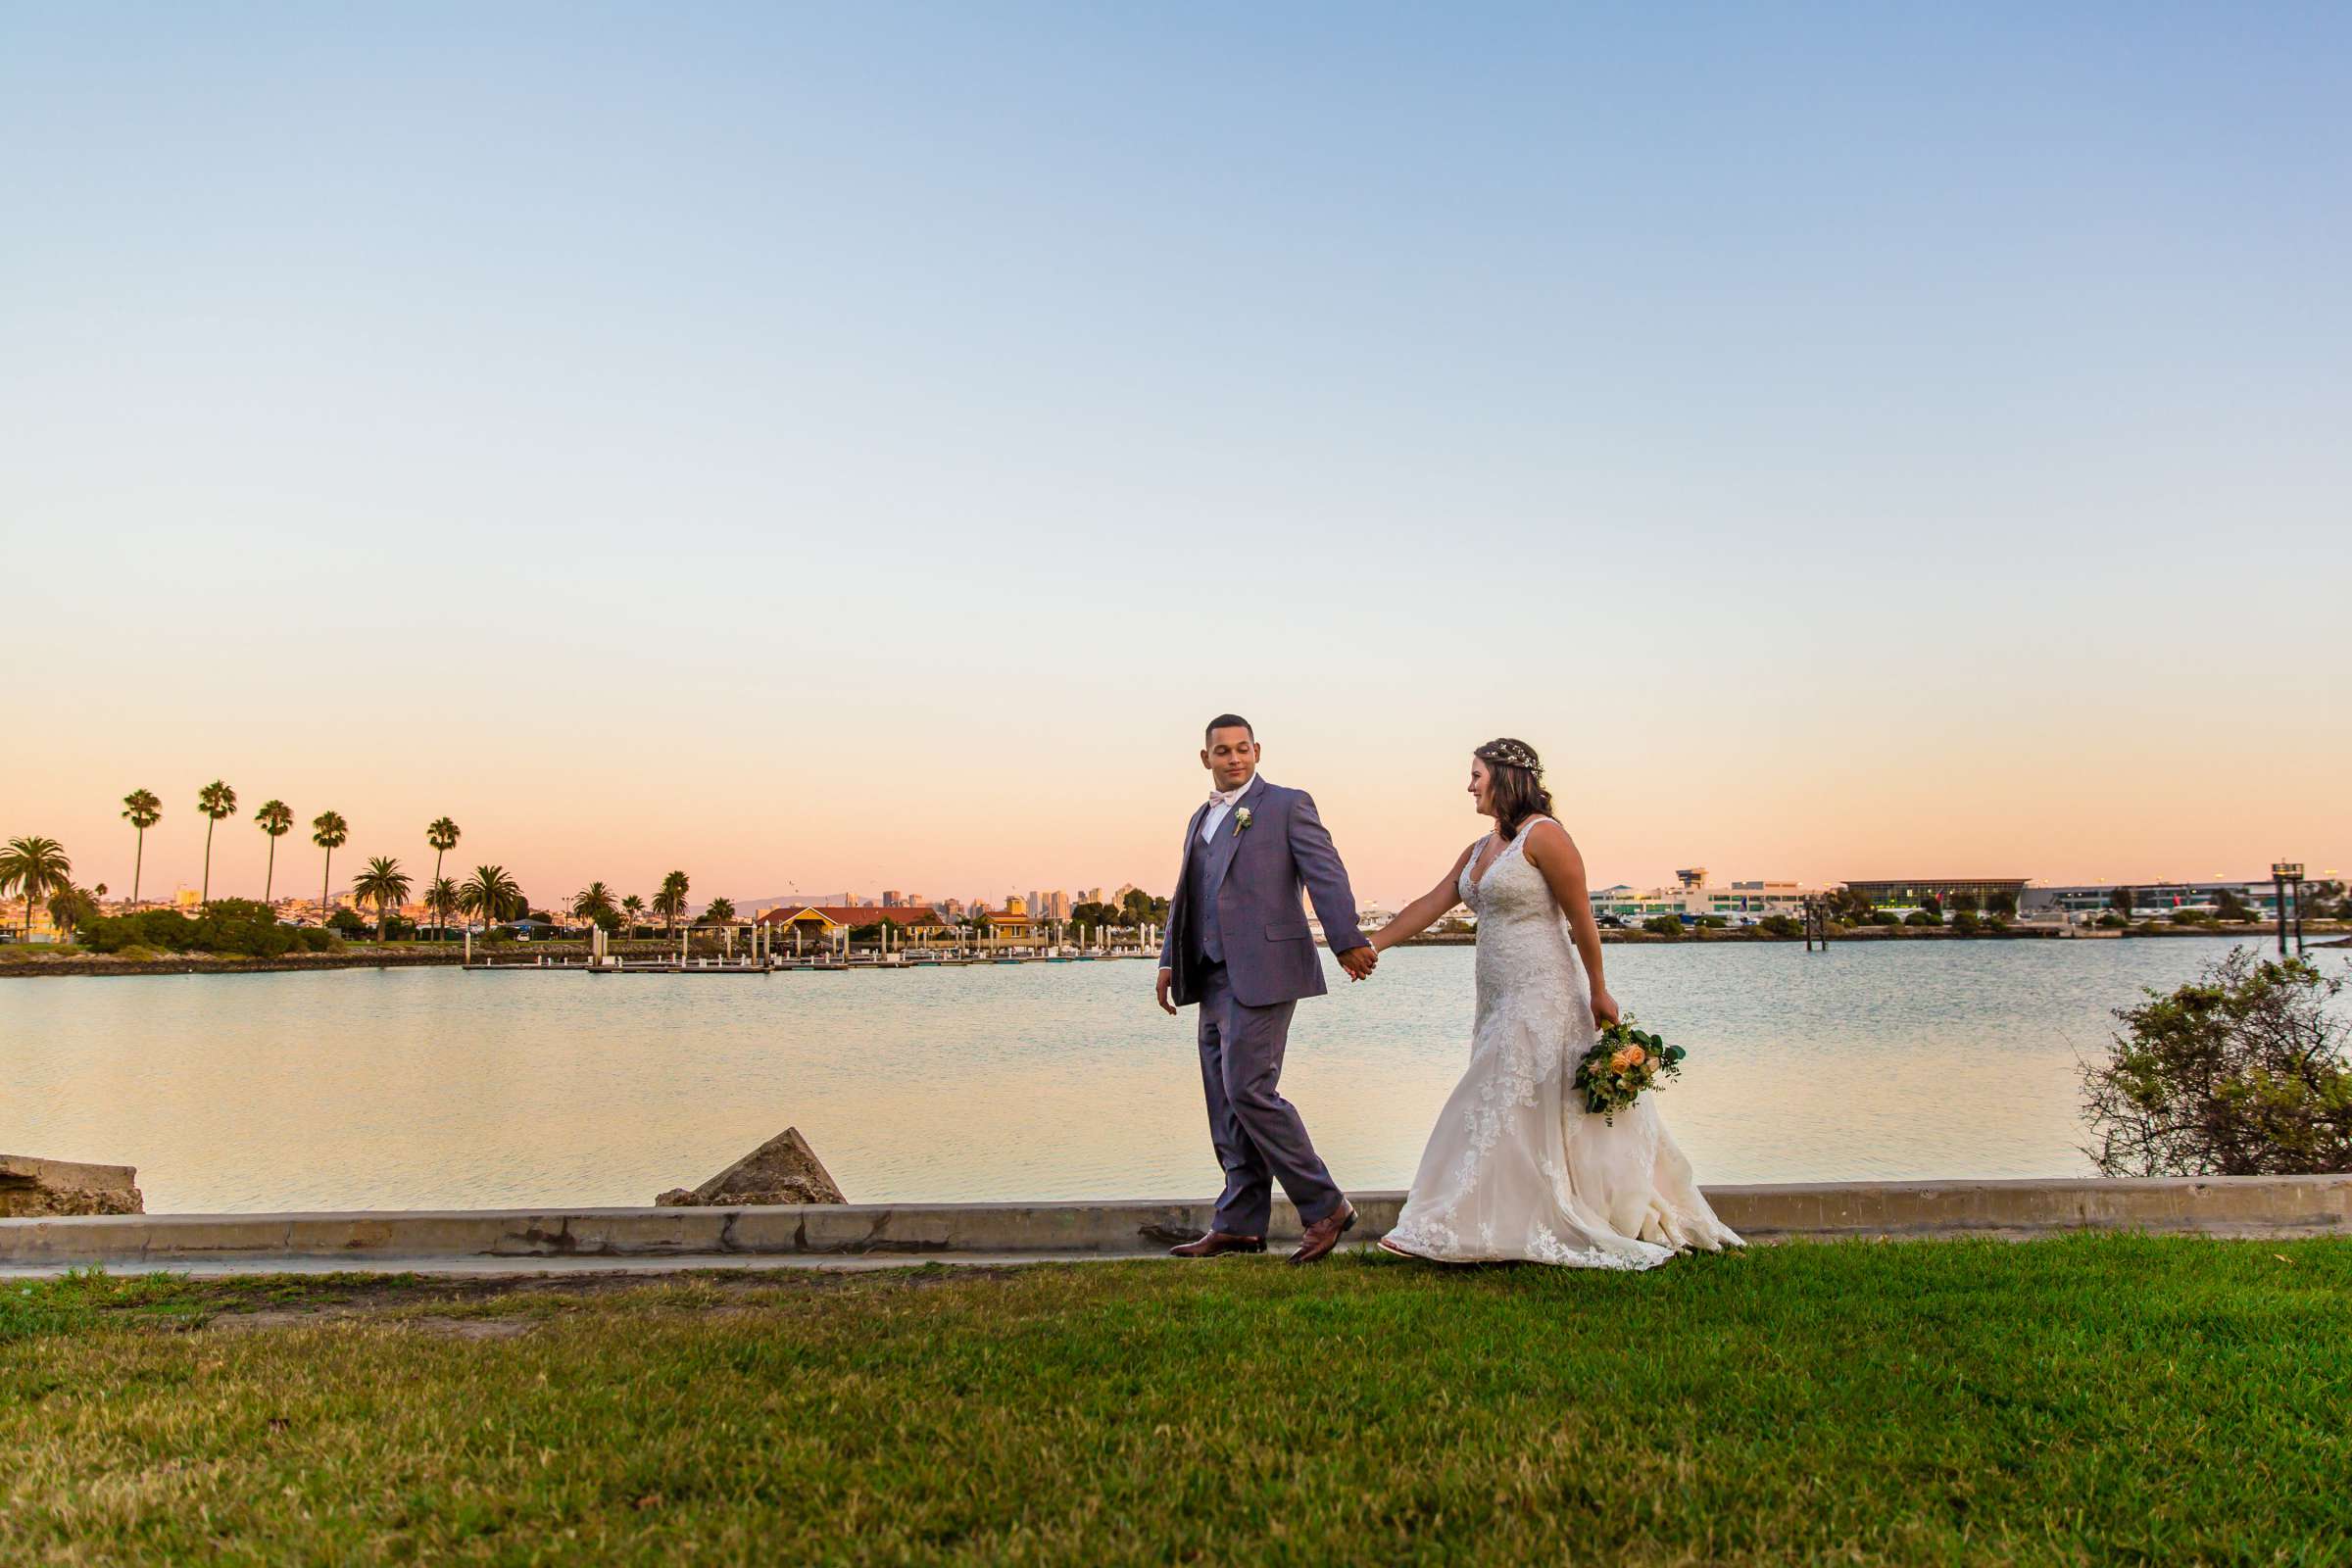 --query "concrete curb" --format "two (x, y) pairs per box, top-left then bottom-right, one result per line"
(4, 1176), (2347, 1271)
